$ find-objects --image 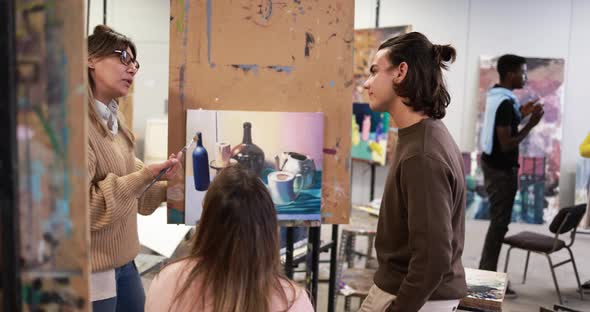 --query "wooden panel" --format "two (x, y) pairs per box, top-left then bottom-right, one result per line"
(167, 0), (354, 224)
(15, 0), (89, 310)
